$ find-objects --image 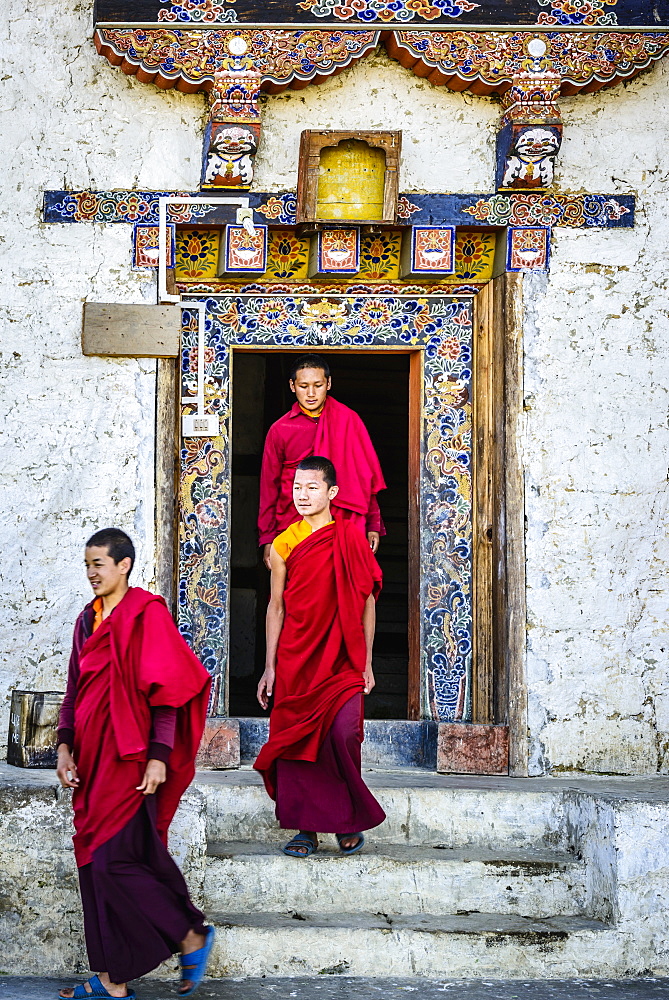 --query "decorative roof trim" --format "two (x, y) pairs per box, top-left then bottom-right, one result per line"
(95, 26), (669, 96)
(94, 27), (380, 93)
